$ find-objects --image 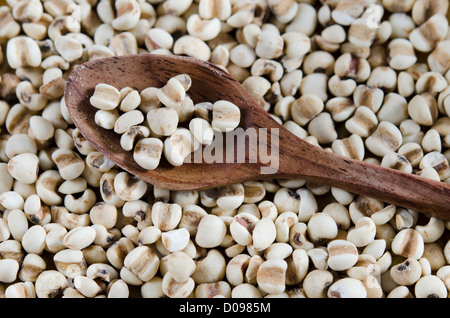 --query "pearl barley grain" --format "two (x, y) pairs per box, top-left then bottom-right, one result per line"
(211, 100), (241, 132)
(22, 225), (46, 254)
(90, 84), (121, 111)
(63, 226), (96, 250)
(7, 152), (39, 184)
(303, 269), (334, 298)
(390, 258), (422, 286)
(195, 214), (226, 248)
(327, 240), (359, 271)
(347, 217), (376, 247)
(133, 138), (164, 171)
(7, 36), (42, 69)
(327, 278), (367, 298)
(161, 228), (190, 253)
(7, 209), (28, 241)
(415, 275), (448, 298)
(256, 259), (287, 294)
(123, 246), (160, 282)
(307, 213), (338, 244)
(147, 108), (178, 136)
(251, 218), (276, 251)
(0, 259), (20, 283)
(392, 229), (425, 259)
